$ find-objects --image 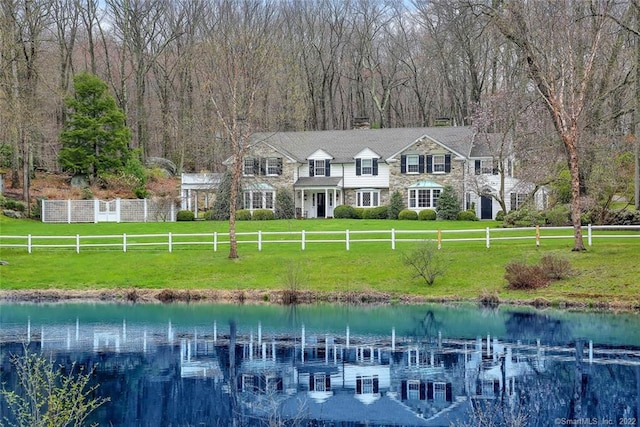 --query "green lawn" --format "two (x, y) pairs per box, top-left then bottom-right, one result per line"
(1, 216), (639, 309)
